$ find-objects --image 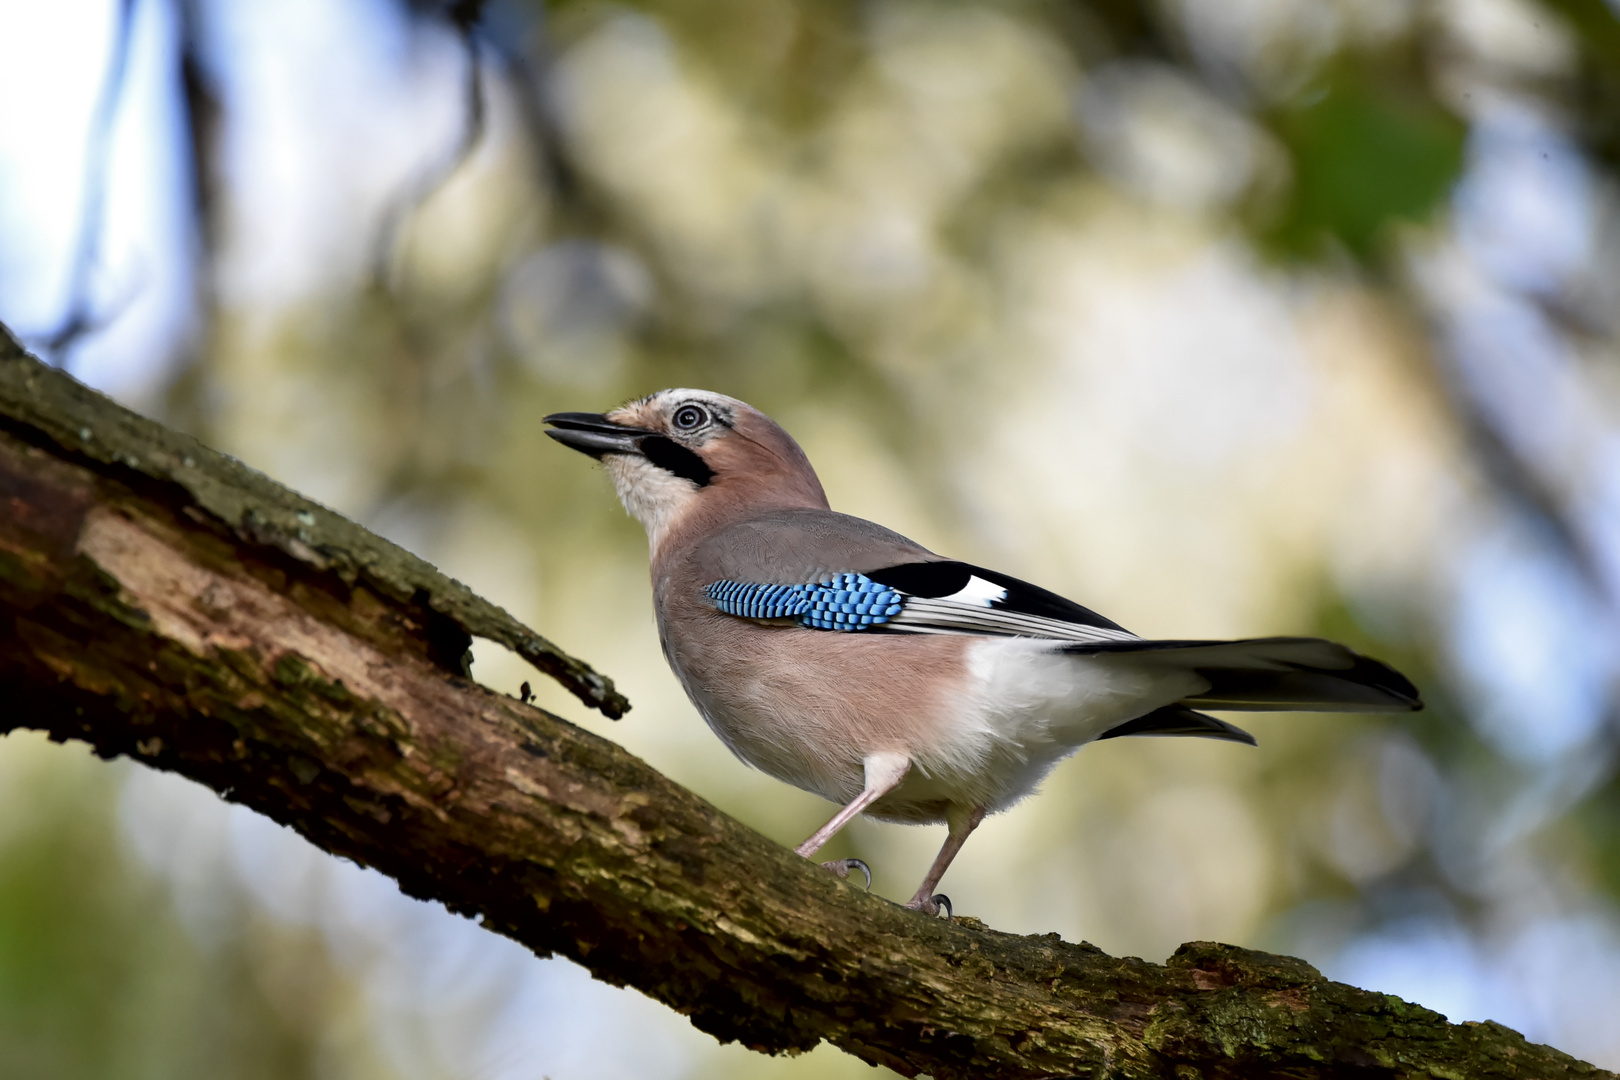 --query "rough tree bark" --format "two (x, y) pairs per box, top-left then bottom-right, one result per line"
(0, 323), (1608, 1080)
